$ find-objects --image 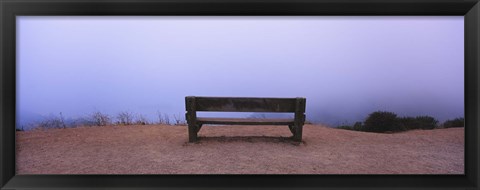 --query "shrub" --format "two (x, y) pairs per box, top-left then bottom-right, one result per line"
(155, 113), (171, 125)
(363, 111), (402, 132)
(353, 122), (363, 131)
(398, 116), (417, 130)
(35, 112), (67, 129)
(37, 116), (66, 129)
(135, 114), (149, 125)
(342, 111), (440, 133)
(163, 114), (171, 125)
(414, 116), (438, 130)
(117, 111), (134, 125)
(90, 111), (111, 126)
(397, 115), (438, 130)
(337, 125), (354, 130)
(156, 111), (165, 124)
(443, 117), (464, 128)
(173, 113), (186, 125)
(73, 117), (96, 127)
